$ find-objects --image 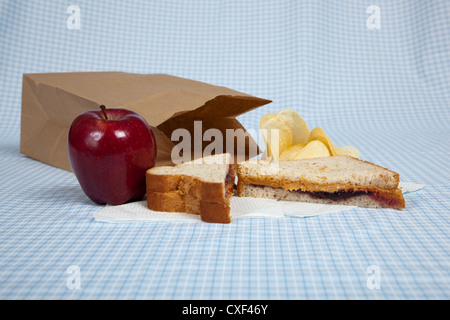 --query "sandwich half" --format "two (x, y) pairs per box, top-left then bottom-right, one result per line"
(236, 156), (405, 209)
(146, 153), (235, 223)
